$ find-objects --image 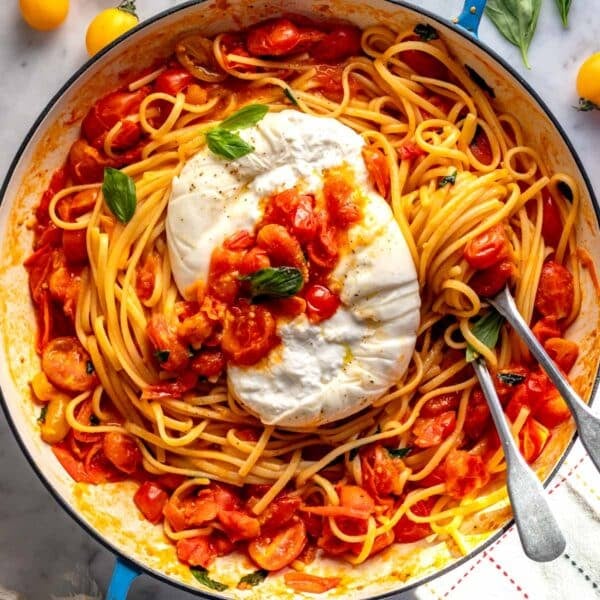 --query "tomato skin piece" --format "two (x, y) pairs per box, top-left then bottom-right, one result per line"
(412, 411), (456, 448)
(541, 193), (563, 249)
(310, 25), (362, 63)
(134, 481), (169, 524)
(284, 572), (341, 593)
(393, 498), (434, 543)
(469, 258), (515, 297)
(324, 175), (361, 226)
(307, 212), (338, 269)
(218, 509), (261, 541)
(154, 68), (195, 96)
(221, 303), (278, 366)
(41, 336), (98, 392)
(399, 140), (426, 161)
(247, 18), (301, 56)
(256, 224), (307, 278)
(305, 284), (340, 323)
(103, 432), (141, 474)
(464, 224), (509, 270)
(444, 449), (490, 498)
(362, 146), (390, 198)
(248, 518), (307, 571)
(421, 392), (460, 417)
(52, 444), (92, 483)
(176, 536), (214, 568)
(519, 417), (550, 463)
(534, 392), (571, 429)
(535, 261), (574, 320)
(470, 126), (493, 165)
(544, 337), (578, 373)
